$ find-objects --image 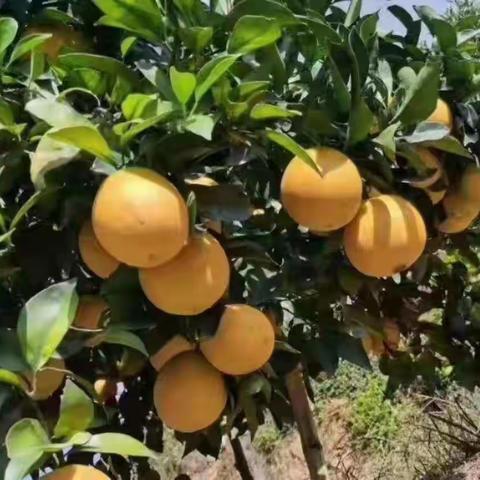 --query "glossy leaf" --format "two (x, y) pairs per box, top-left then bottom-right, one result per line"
(228, 16), (282, 54)
(195, 54), (238, 103)
(8, 34), (51, 65)
(26, 97), (91, 129)
(80, 432), (157, 458)
(0, 18), (18, 58)
(6, 419), (49, 458)
(100, 328), (148, 356)
(250, 103), (301, 120)
(17, 280), (78, 372)
(184, 114), (216, 140)
(54, 380), (94, 439)
(170, 67), (196, 106)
